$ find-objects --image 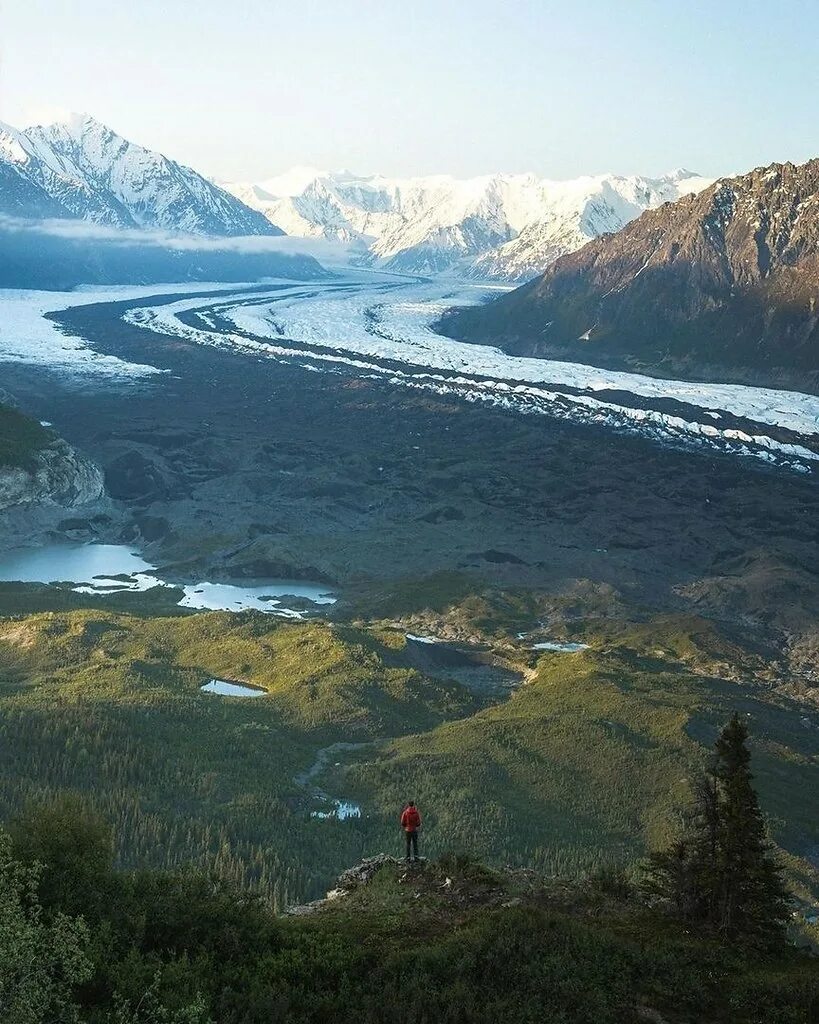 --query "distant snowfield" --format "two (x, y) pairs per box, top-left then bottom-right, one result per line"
(3, 270), (819, 472)
(0, 281), (268, 380)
